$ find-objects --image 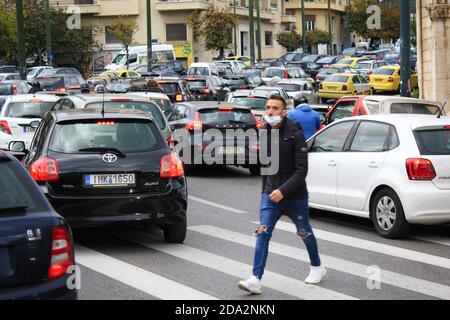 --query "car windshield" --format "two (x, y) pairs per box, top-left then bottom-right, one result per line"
(158, 82), (182, 94)
(263, 69), (285, 78)
(356, 62), (372, 69)
(49, 120), (162, 153)
(414, 129), (450, 155)
(385, 54), (399, 61)
(27, 68), (39, 76)
(230, 97), (267, 110)
(186, 80), (207, 87)
(0, 161), (44, 213)
(4, 101), (54, 118)
(276, 83), (305, 92)
(320, 68), (339, 75)
(337, 59), (354, 65)
(198, 108), (256, 125)
(325, 75), (349, 83)
(85, 101), (166, 130)
(34, 77), (64, 90)
(283, 53), (297, 61)
(188, 67), (209, 76)
(301, 55), (319, 62)
(317, 56), (336, 64)
(112, 53), (126, 64)
(342, 48), (356, 55)
(244, 69), (261, 77)
(390, 103), (441, 115)
(0, 84), (14, 95)
(373, 68), (395, 75)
